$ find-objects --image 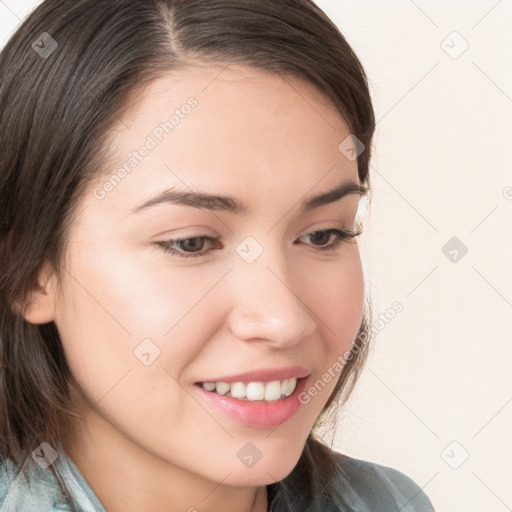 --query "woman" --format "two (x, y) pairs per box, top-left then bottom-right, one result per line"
(0, 0), (435, 510)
